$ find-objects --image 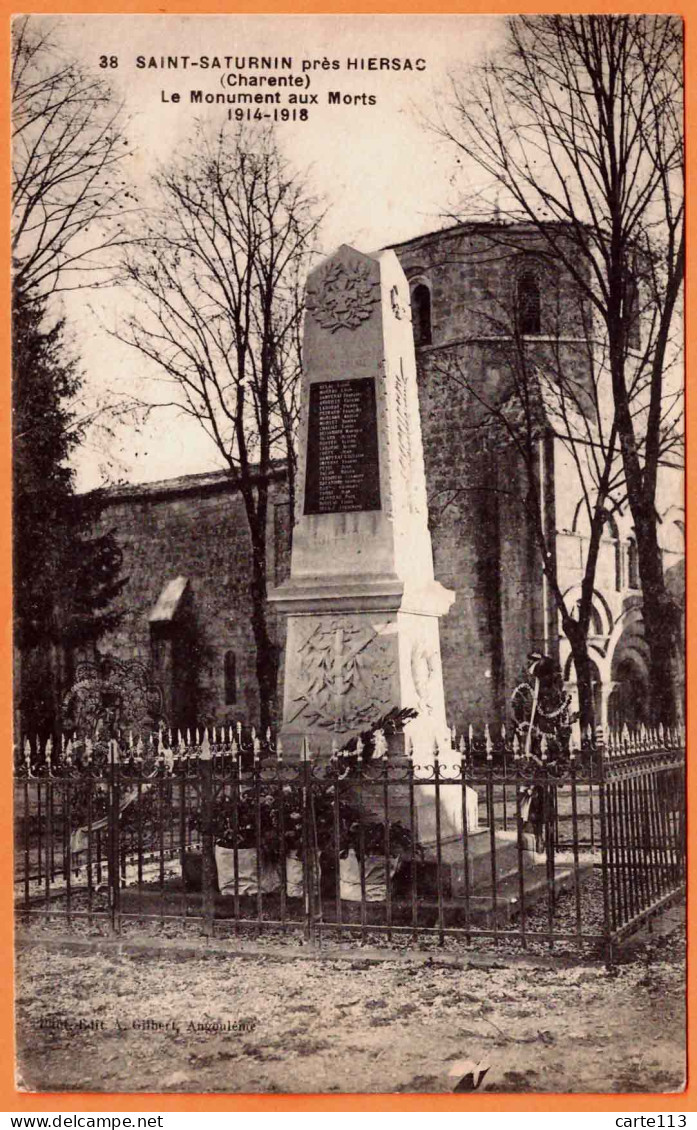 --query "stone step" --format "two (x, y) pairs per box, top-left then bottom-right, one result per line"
(455, 859), (595, 928)
(426, 830), (538, 895)
(115, 858), (594, 930)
